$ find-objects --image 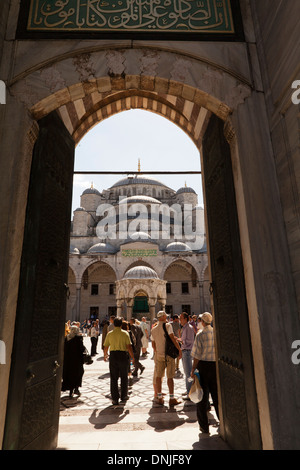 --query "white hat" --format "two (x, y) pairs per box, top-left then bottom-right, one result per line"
(201, 312), (212, 324)
(157, 311), (166, 318)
